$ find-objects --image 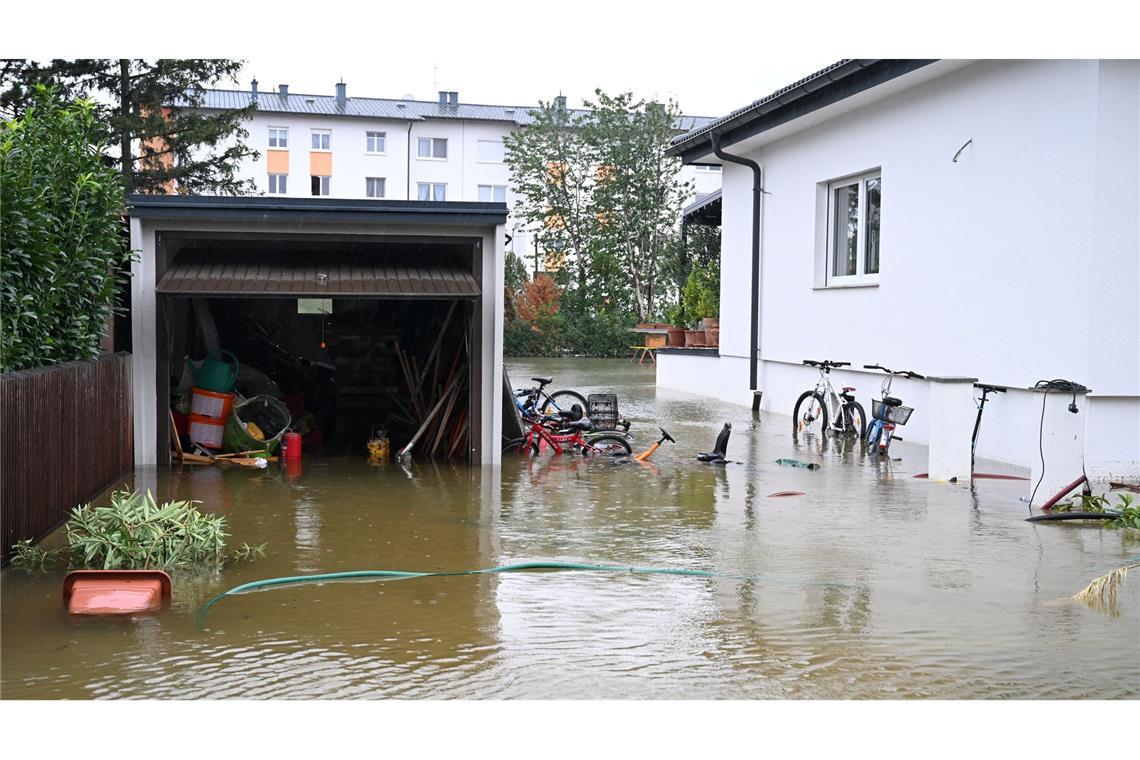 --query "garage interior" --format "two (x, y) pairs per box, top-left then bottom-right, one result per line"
(156, 233), (483, 463)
